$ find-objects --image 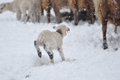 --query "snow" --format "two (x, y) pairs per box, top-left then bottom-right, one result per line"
(60, 7), (70, 13)
(0, 0), (120, 80)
